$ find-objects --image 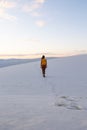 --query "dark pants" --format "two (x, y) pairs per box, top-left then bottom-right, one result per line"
(41, 65), (46, 77)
